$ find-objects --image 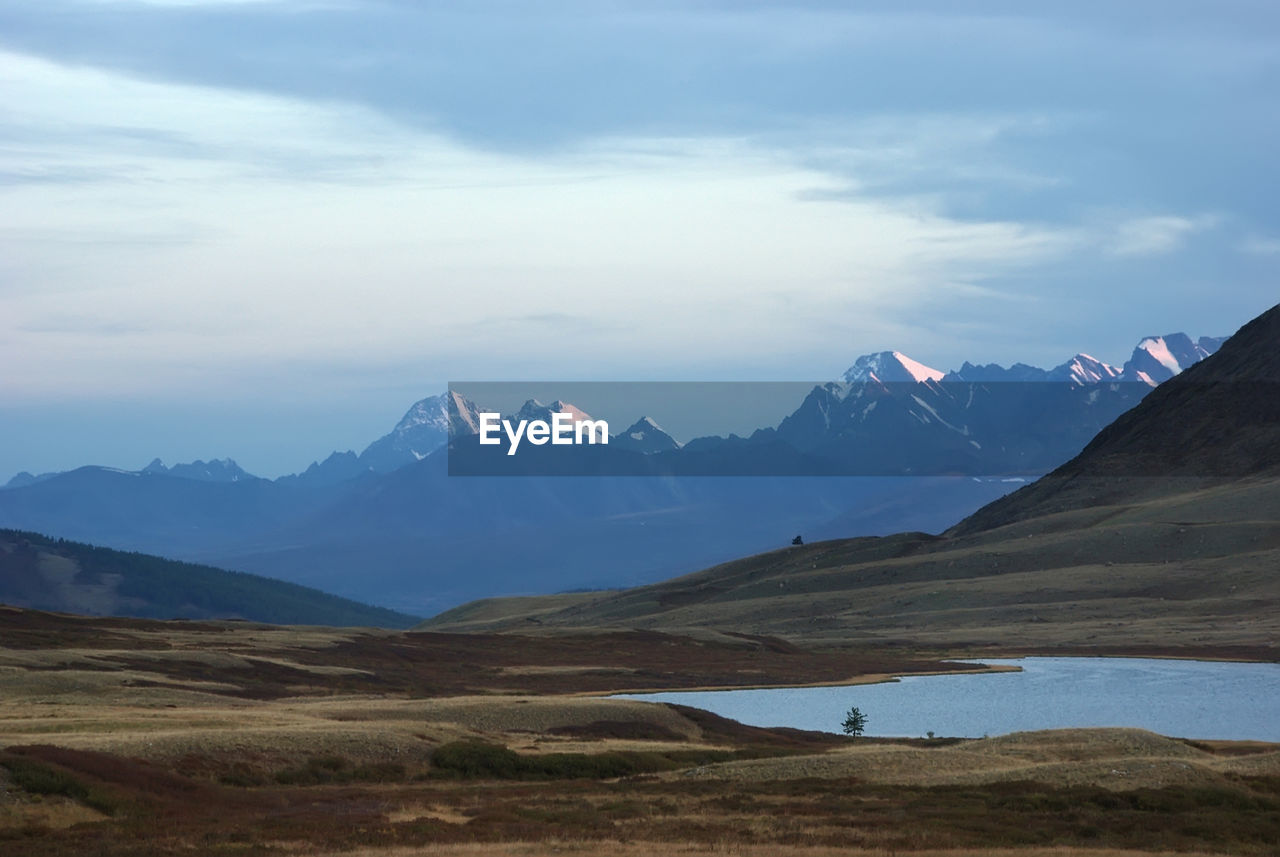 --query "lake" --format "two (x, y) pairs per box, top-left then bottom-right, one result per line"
(614, 657), (1280, 741)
